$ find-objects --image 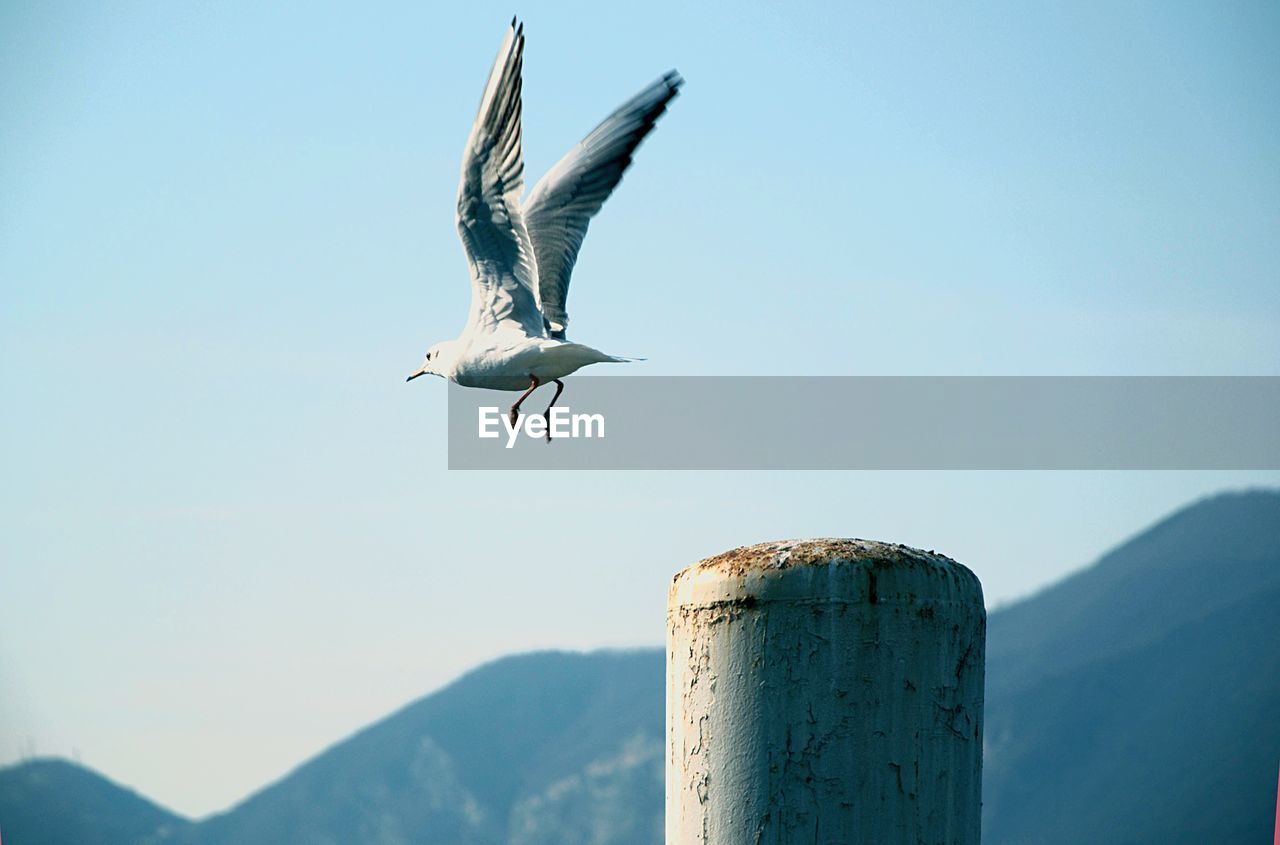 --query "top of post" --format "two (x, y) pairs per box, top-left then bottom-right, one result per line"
(690, 538), (959, 577)
(670, 538), (983, 610)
